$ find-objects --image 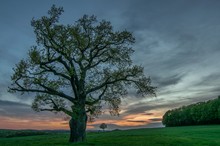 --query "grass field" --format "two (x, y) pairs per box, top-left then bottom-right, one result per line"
(0, 125), (220, 146)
